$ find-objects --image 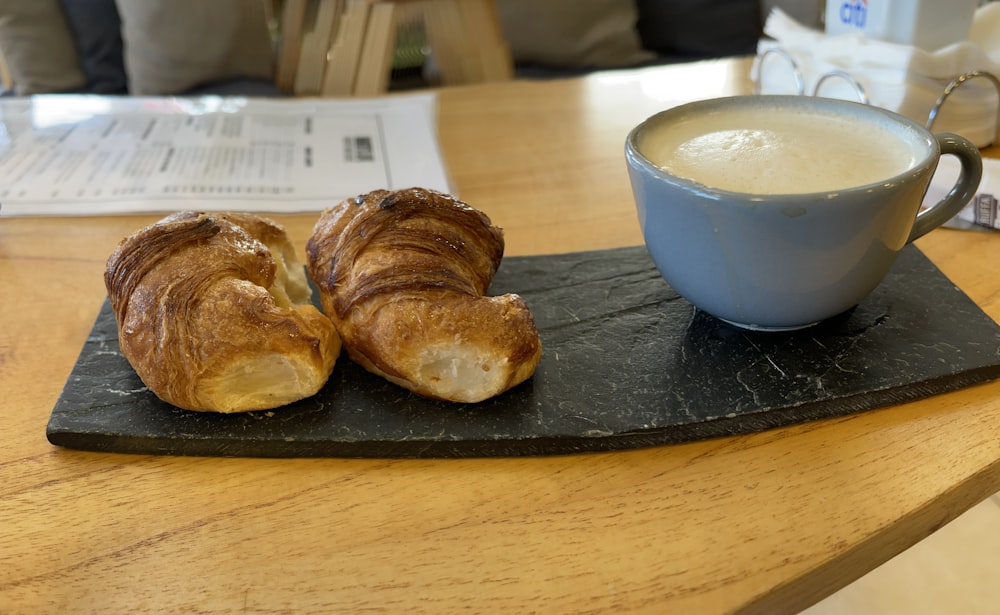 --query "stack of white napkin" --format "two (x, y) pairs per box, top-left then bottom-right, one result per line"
(754, 5), (1000, 147)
